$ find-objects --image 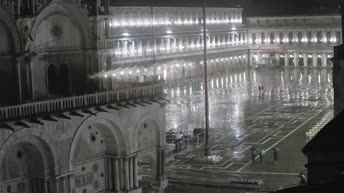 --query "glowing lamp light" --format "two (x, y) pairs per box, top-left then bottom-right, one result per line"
(166, 30), (173, 34)
(122, 33), (130, 37)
